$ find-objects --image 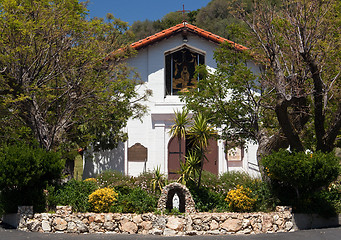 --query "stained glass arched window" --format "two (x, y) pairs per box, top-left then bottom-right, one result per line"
(165, 46), (205, 96)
